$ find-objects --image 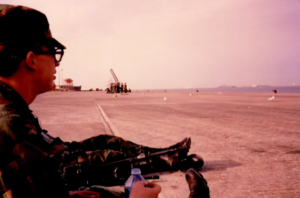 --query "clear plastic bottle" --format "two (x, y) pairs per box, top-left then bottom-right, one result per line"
(124, 168), (146, 198)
